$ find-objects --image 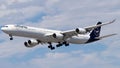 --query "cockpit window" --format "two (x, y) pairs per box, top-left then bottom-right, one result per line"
(15, 25), (27, 29)
(3, 25), (8, 27)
